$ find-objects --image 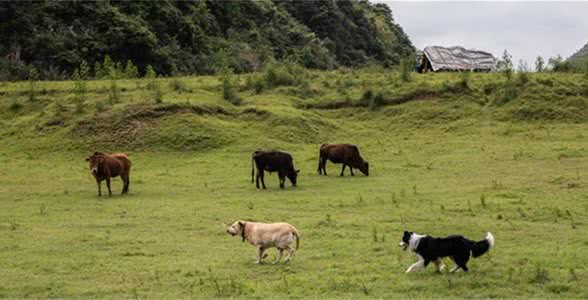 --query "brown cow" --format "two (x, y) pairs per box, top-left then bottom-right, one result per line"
(85, 152), (132, 196)
(318, 144), (369, 176)
(251, 150), (299, 189)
